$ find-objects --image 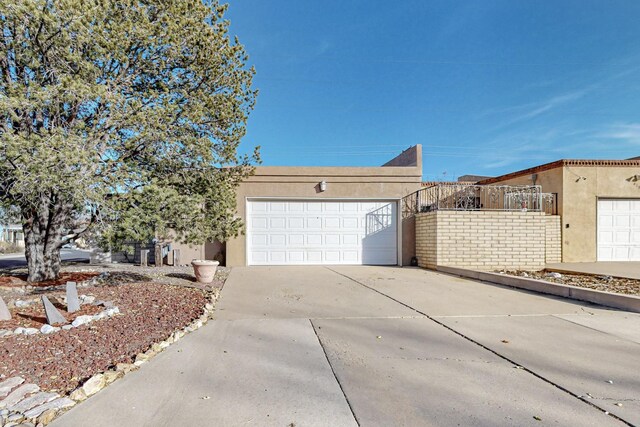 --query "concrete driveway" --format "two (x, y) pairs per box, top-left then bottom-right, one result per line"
(53, 266), (640, 426)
